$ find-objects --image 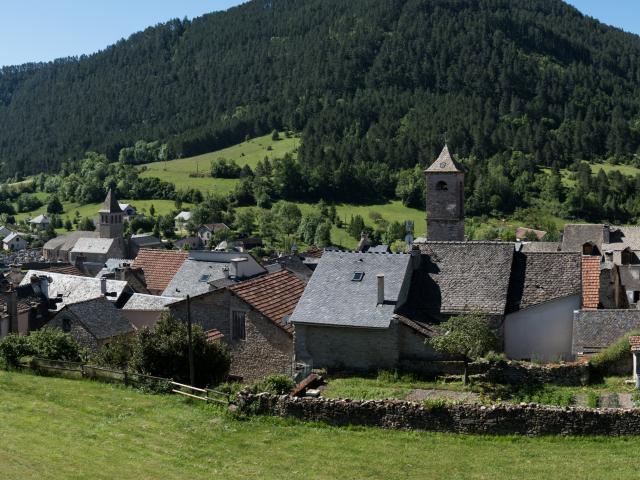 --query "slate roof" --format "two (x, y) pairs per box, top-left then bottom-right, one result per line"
(425, 145), (462, 173)
(43, 231), (99, 252)
(200, 223), (229, 232)
(229, 270), (305, 333)
(38, 264), (90, 277)
(506, 252), (581, 312)
(58, 297), (135, 339)
(409, 242), (515, 317)
(174, 211), (192, 221)
(19, 270), (129, 310)
(290, 251), (413, 329)
(3, 232), (22, 244)
(131, 249), (188, 294)
(368, 245), (390, 253)
(99, 188), (121, 214)
(130, 233), (163, 247)
(519, 242), (561, 253)
(30, 214), (50, 224)
(0, 226), (12, 238)
(572, 309), (640, 354)
(561, 224), (606, 252)
(70, 237), (115, 255)
(122, 293), (177, 311)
